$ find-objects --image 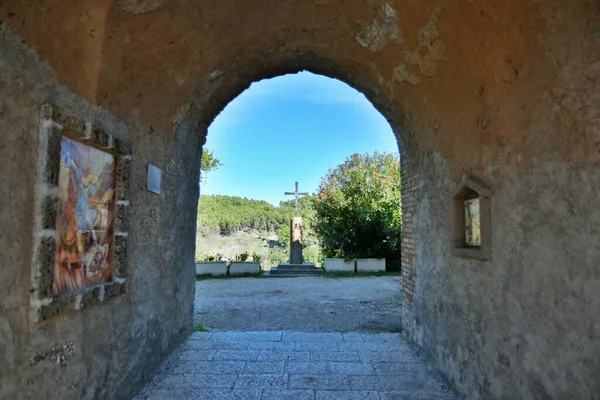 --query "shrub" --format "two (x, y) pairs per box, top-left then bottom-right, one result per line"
(238, 251), (250, 261)
(314, 152), (401, 260)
